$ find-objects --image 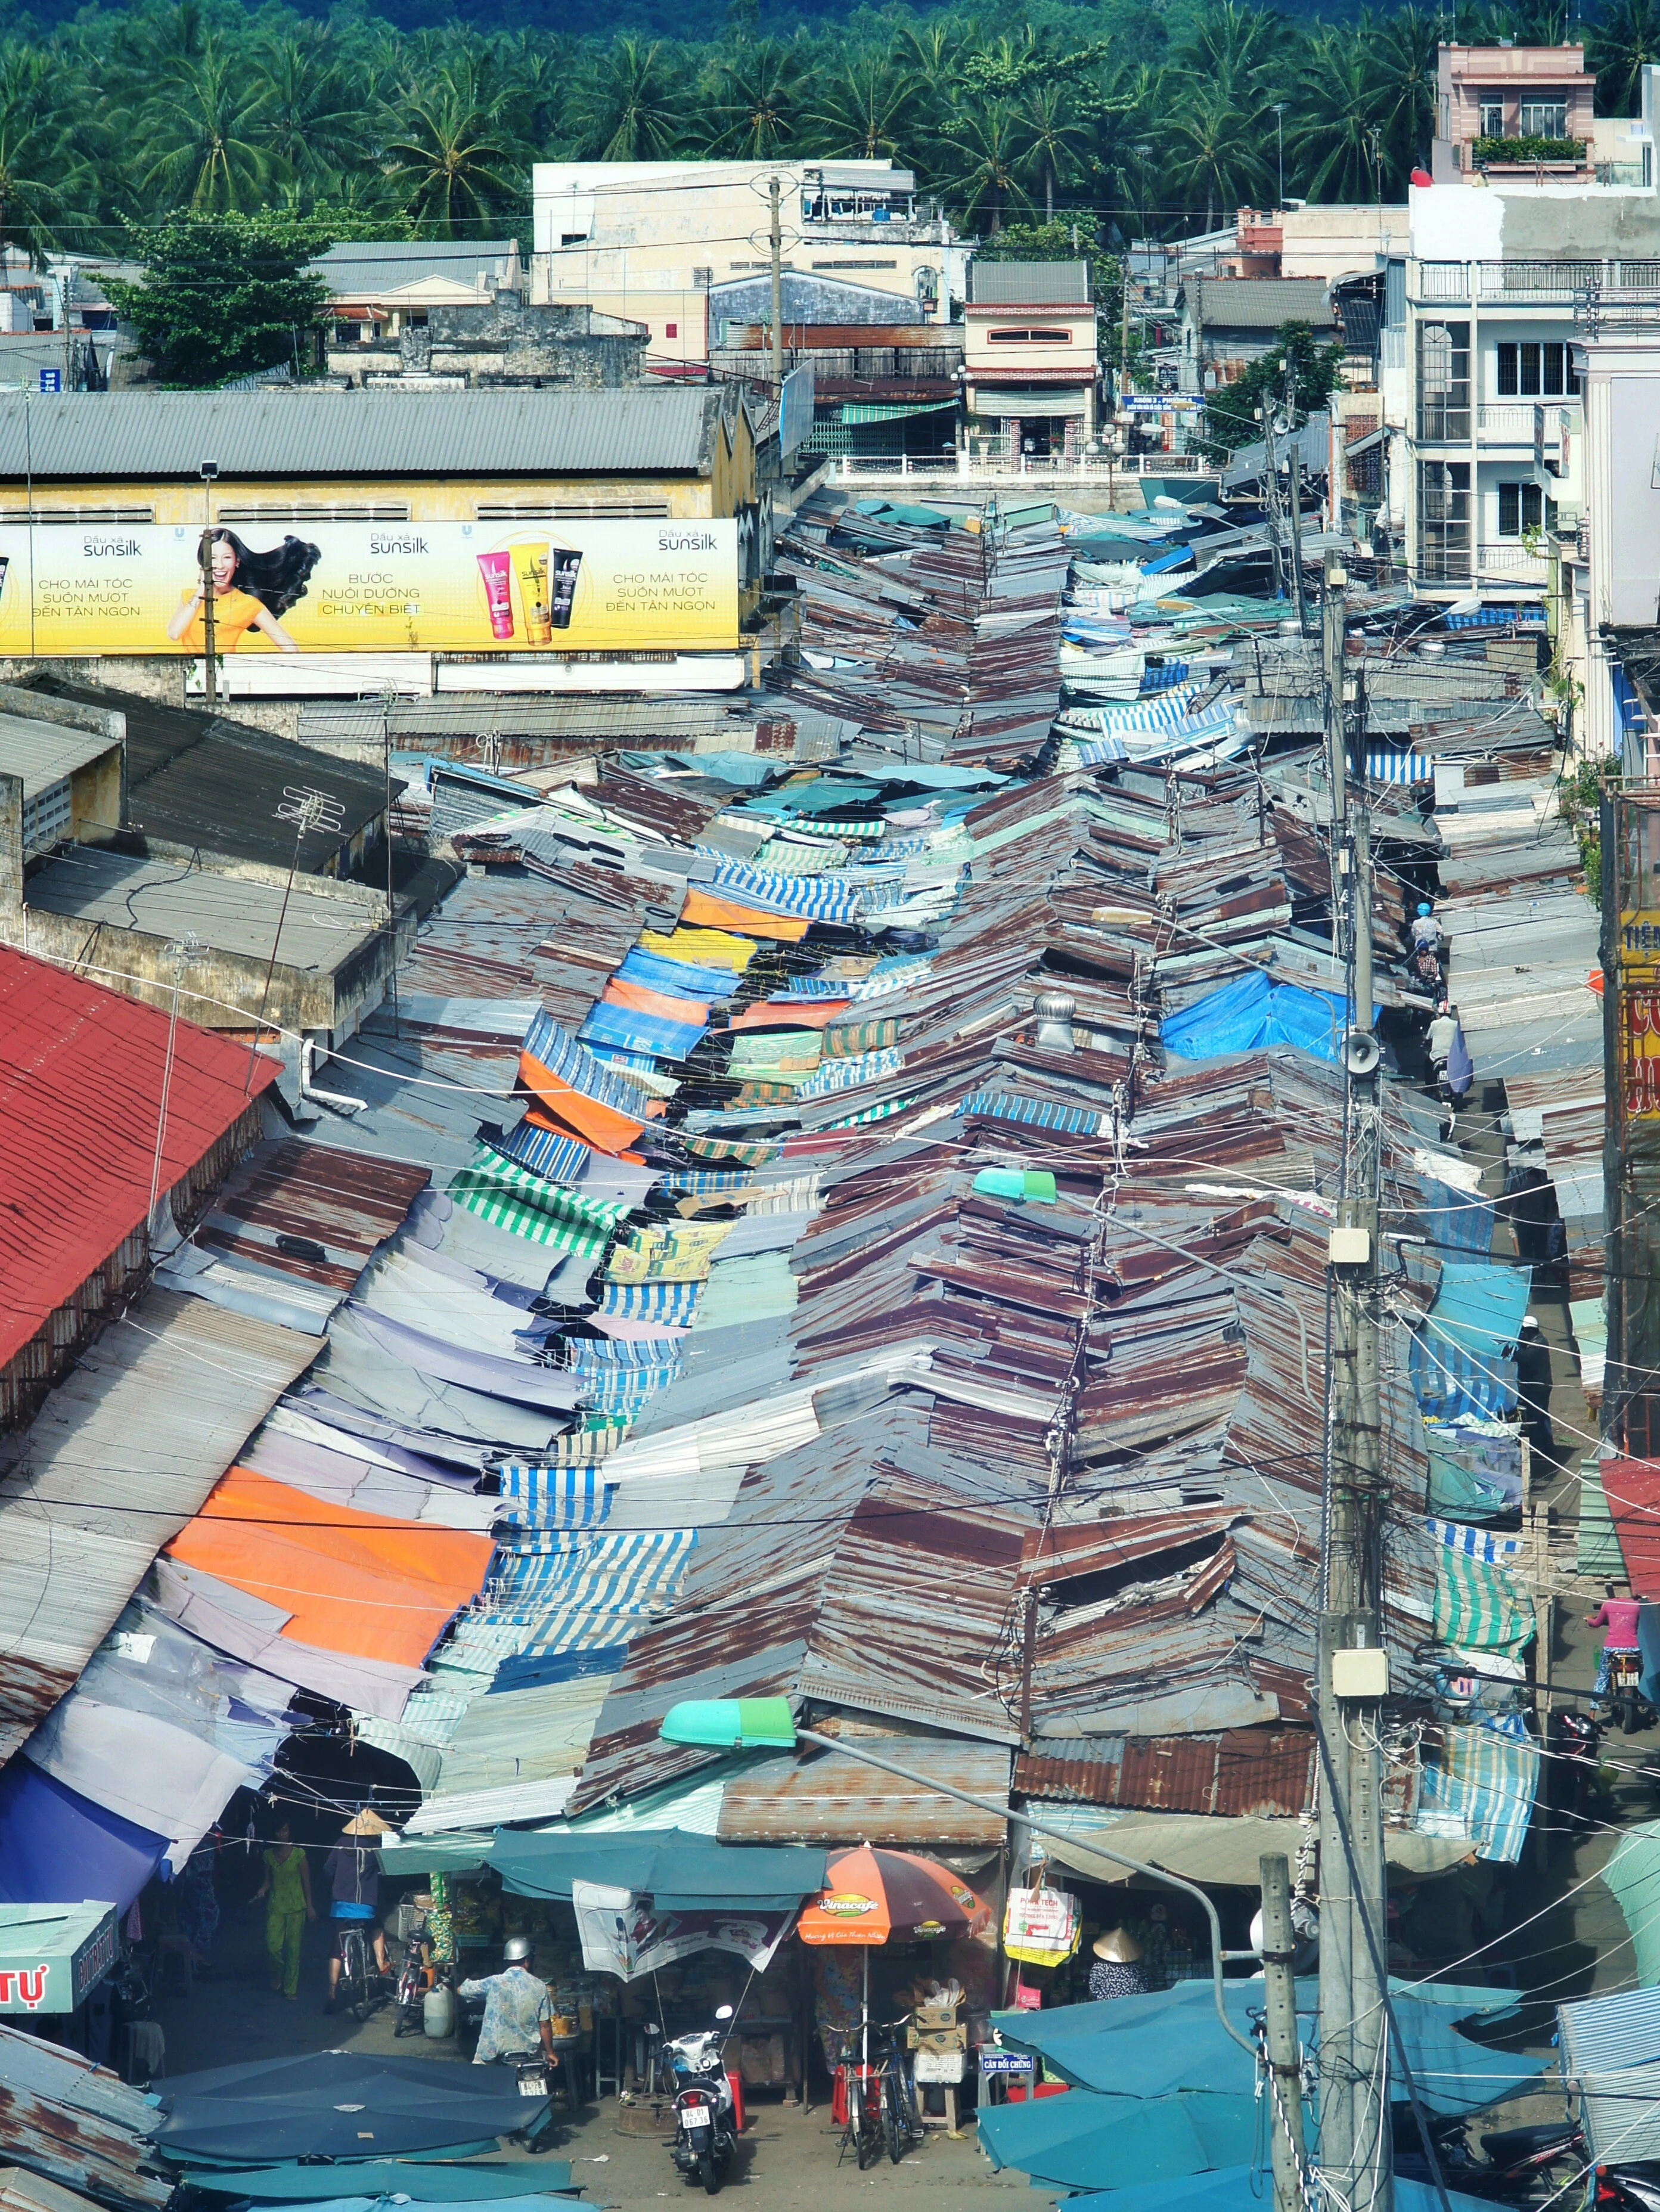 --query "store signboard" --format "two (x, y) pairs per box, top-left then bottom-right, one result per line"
(0, 518), (740, 656)
(0, 1903), (118, 2013)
